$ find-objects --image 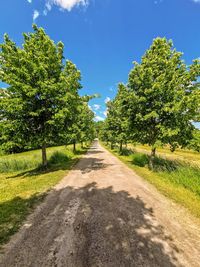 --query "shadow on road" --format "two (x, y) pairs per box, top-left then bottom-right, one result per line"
(73, 157), (114, 174)
(1, 182), (182, 267)
(68, 183), (180, 267)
